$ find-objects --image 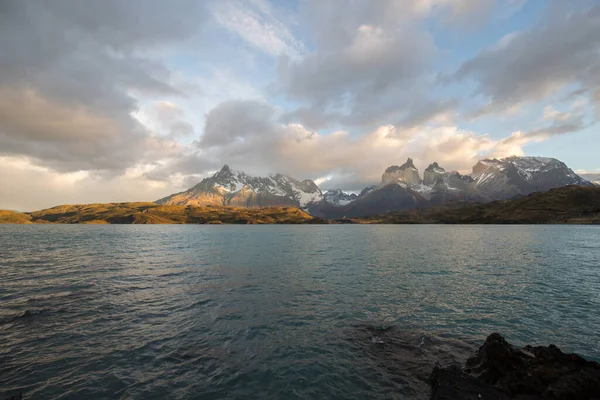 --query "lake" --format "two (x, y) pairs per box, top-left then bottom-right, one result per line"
(1, 225), (599, 399)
